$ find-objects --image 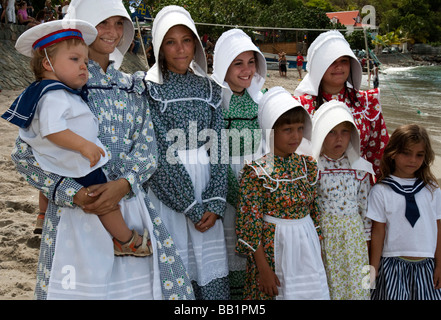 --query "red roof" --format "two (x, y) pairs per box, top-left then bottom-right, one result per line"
(326, 10), (362, 27)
